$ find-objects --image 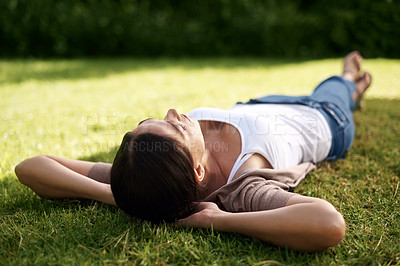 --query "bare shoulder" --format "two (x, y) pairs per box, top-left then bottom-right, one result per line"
(235, 153), (273, 177)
